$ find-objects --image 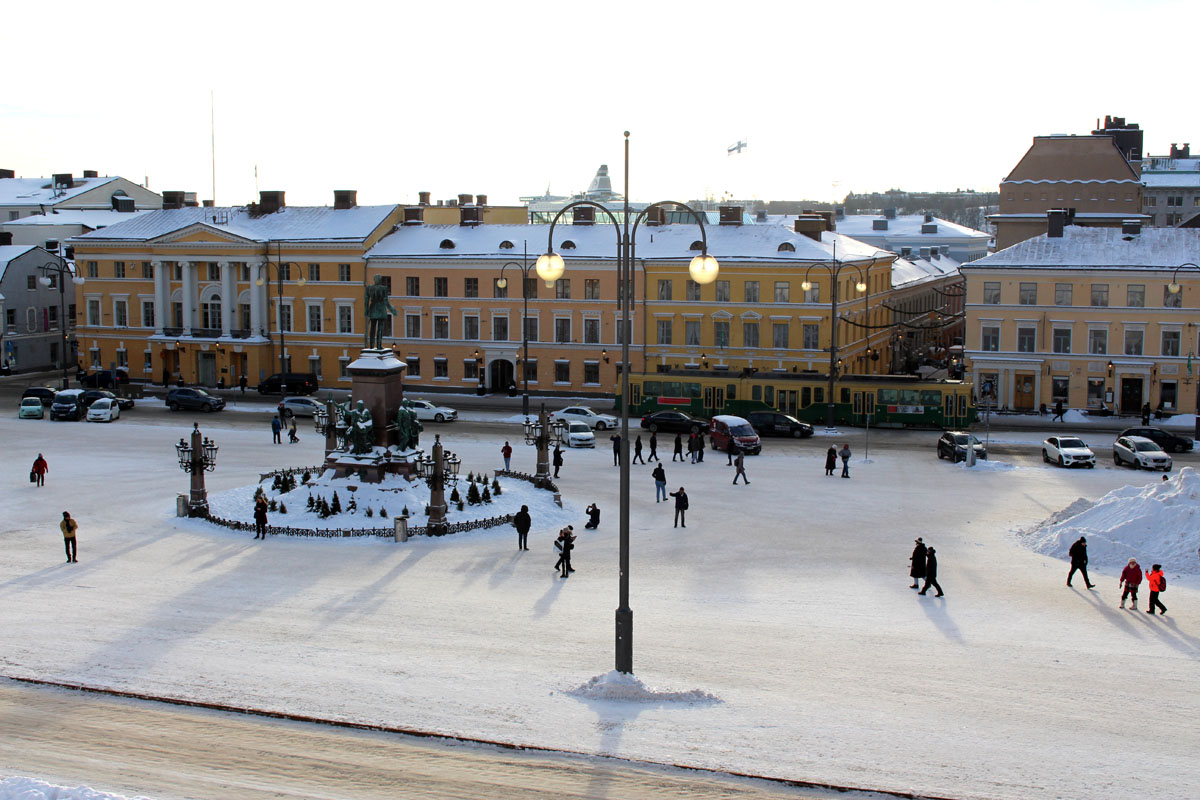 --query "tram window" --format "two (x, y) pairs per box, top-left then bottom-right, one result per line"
(684, 382), (701, 398)
(900, 389), (920, 405)
(813, 387), (824, 403)
(840, 388), (850, 403)
(644, 381), (662, 397)
(727, 384), (736, 400)
(958, 395), (967, 416)
(877, 389), (897, 404)
(922, 390), (942, 406)
(630, 384), (641, 406)
(801, 387), (811, 407)
(663, 381), (682, 397)
(764, 385), (774, 405)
